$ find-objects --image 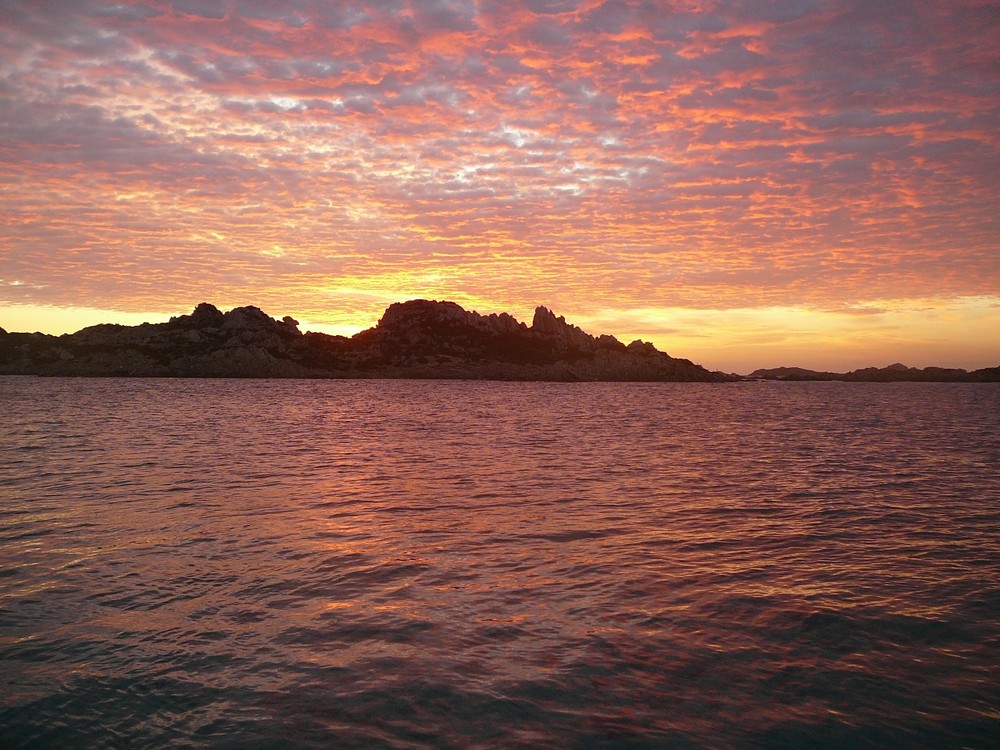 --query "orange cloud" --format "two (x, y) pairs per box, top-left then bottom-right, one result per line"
(0, 0), (997, 370)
